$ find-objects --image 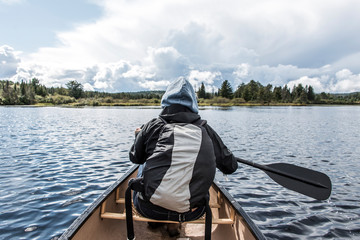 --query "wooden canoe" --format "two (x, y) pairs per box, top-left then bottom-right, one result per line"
(59, 165), (266, 240)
